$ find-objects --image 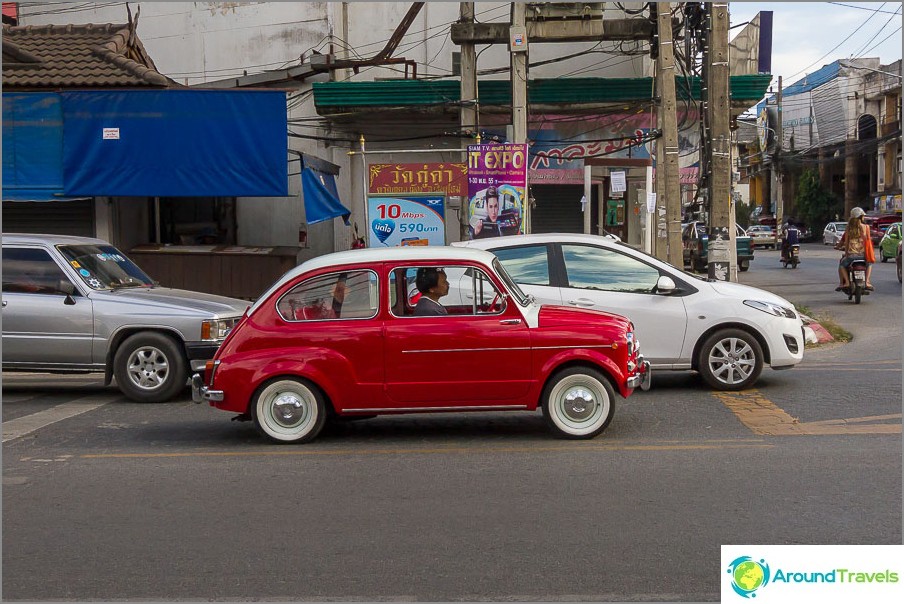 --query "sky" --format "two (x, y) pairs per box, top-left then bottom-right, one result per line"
(729, 1), (903, 86)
